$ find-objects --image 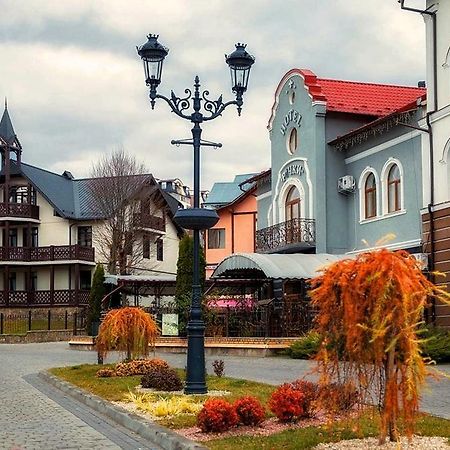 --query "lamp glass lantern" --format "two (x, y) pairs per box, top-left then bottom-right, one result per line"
(137, 34), (169, 86)
(225, 43), (255, 93)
